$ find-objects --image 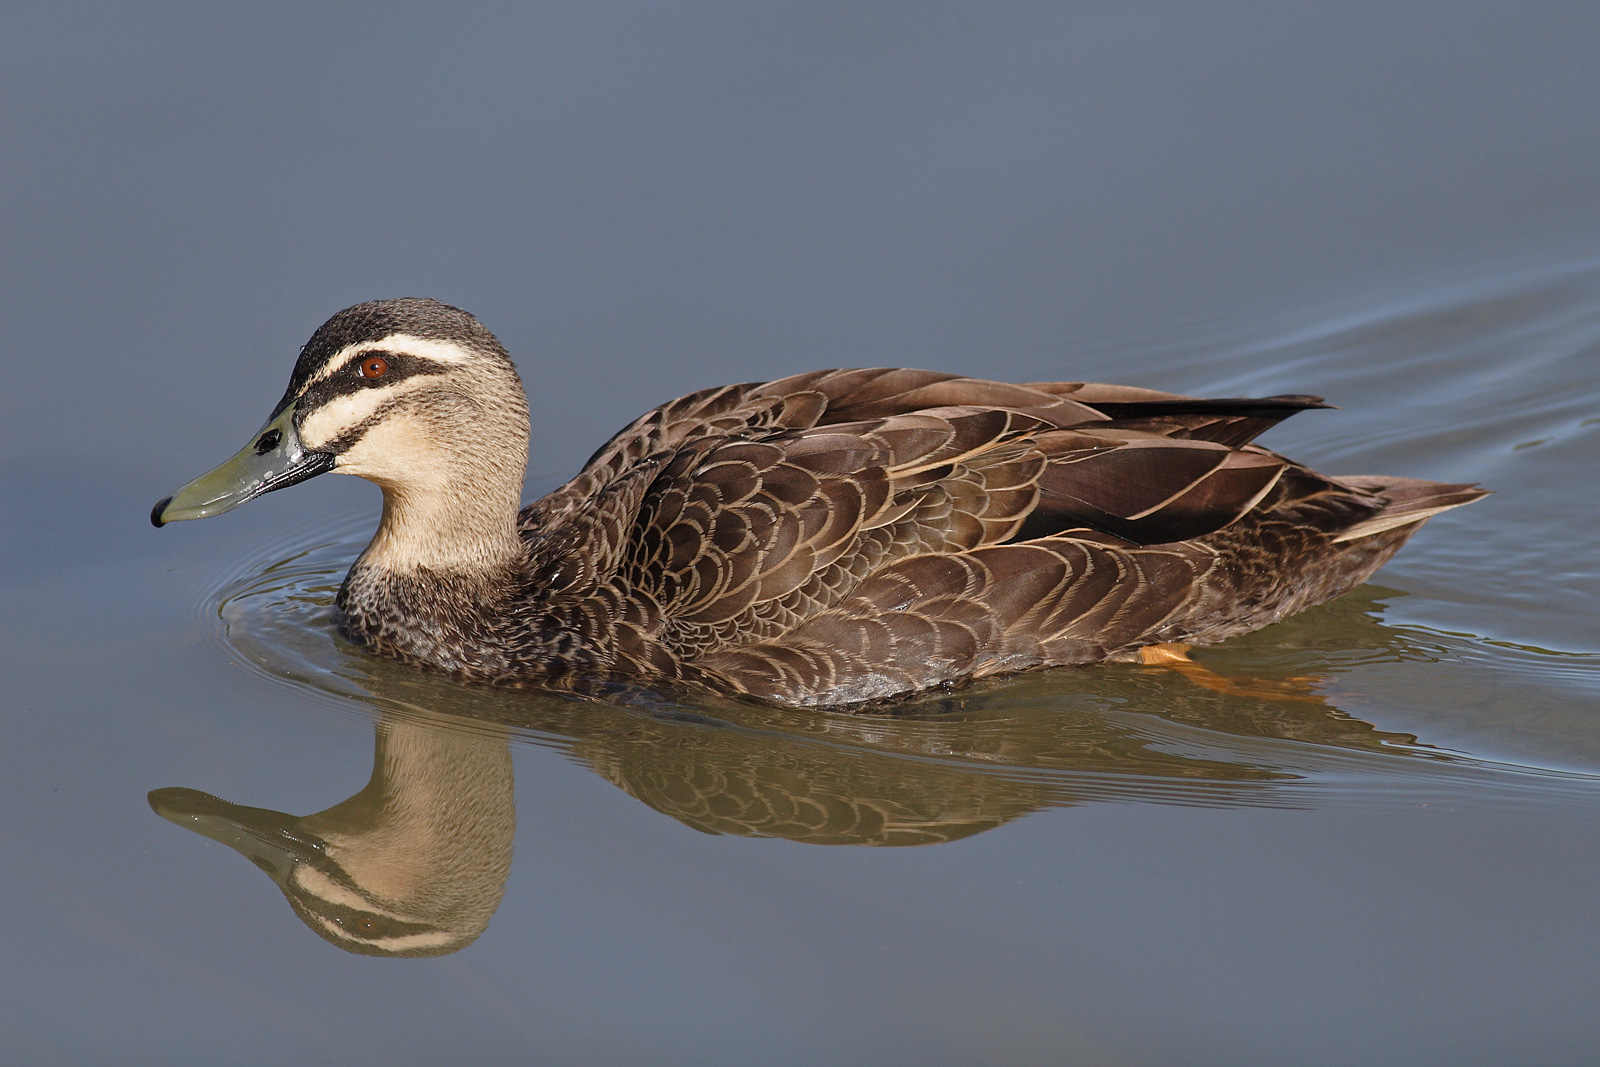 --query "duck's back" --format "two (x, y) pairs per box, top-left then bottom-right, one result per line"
(516, 369), (1484, 705)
